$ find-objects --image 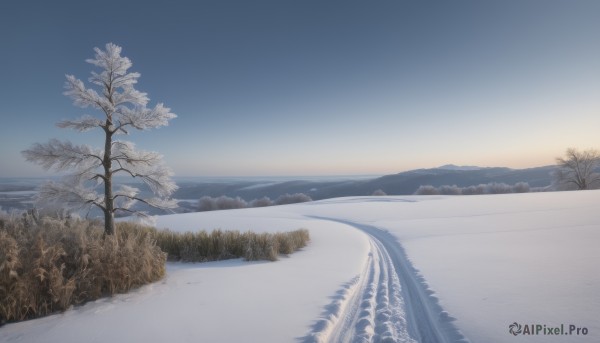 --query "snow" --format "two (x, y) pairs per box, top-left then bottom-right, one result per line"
(238, 181), (283, 190)
(296, 192), (600, 342)
(436, 164), (482, 171)
(0, 207), (370, 343)
(0, 190), (38, 195)
(1, 191), (599, 342)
